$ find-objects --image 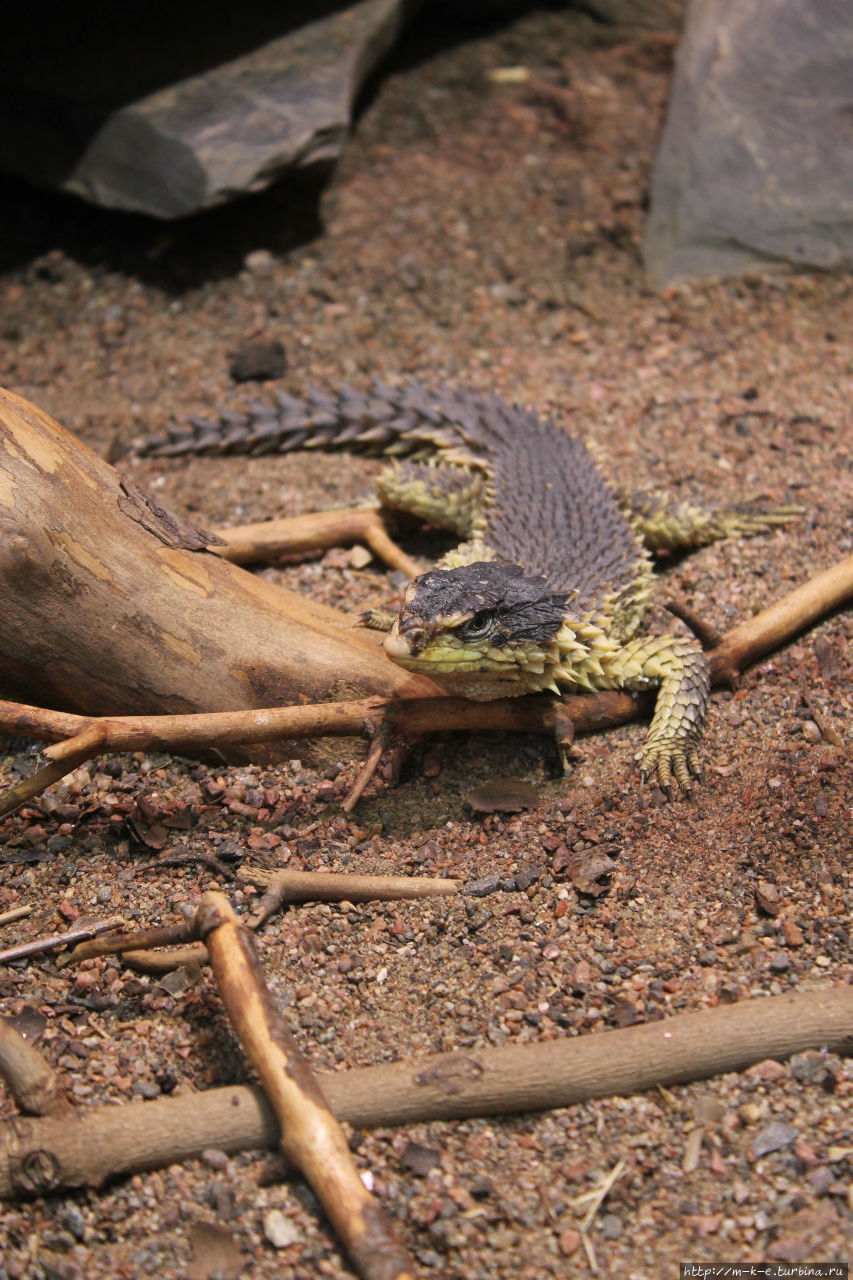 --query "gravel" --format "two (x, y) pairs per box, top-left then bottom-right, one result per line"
(1, 6), (852, 1278)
